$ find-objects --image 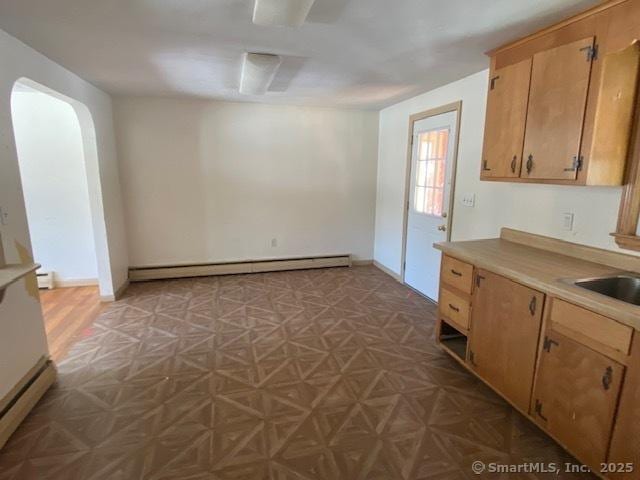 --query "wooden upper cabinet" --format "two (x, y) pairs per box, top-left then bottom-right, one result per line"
(468, 270), (544, 412)
(522, 37), (595, 180)
(481, 59), (532, 178)
(481, 0), (640, 186)
(532, 329), (624, 469)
